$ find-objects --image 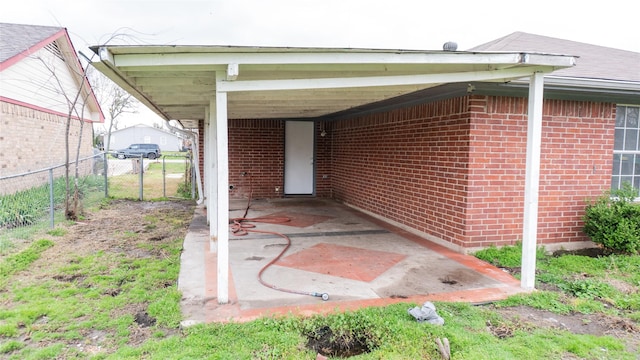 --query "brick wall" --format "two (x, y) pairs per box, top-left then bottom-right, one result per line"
(536, 99), (615, 245)
(315, 120), (332, 198)
(466, 96), (615, 248)
(223, 119), (334, 200)
(198, 120), (204, 193)
(0, 101), (94, 177)
(228, 119), (285, 199)
(331, 97), (471, 247)
(202, 95), (615, 250)
(331, 95), (616, 249)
